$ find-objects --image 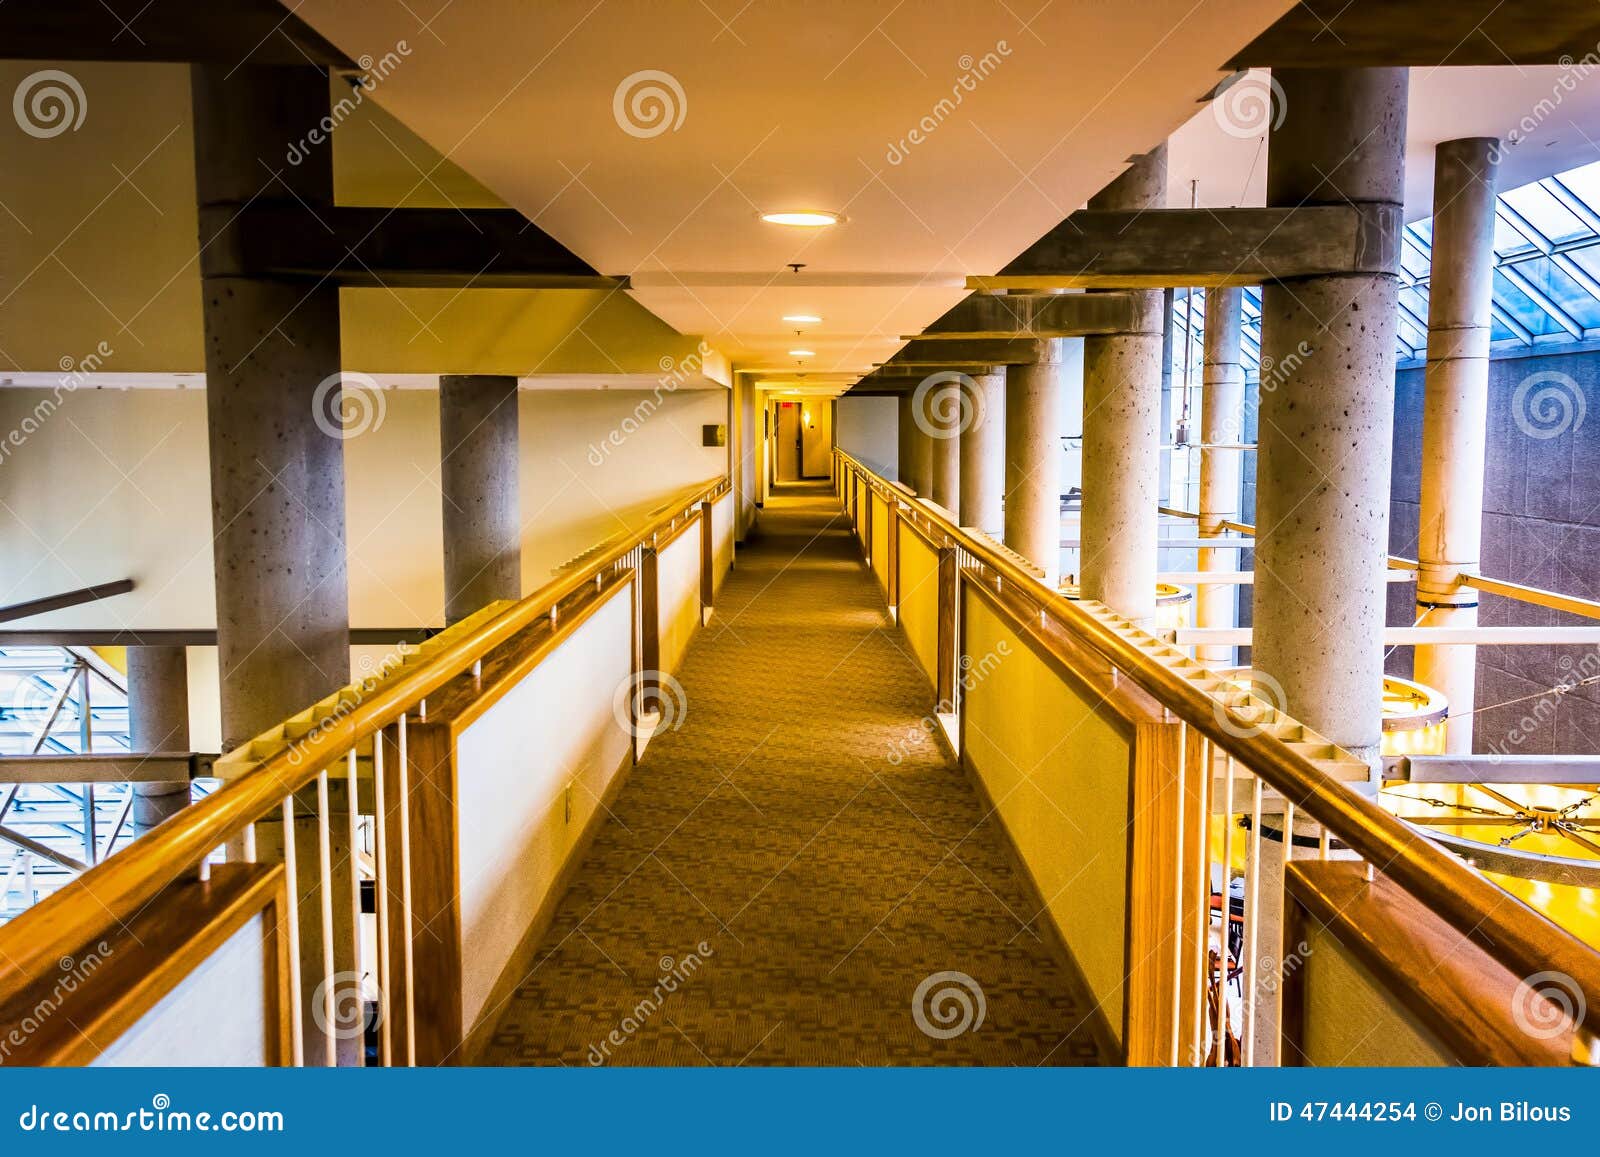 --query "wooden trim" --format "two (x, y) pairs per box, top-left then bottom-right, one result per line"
(831, 454), (1600, 1043)
(1123, 714), (1187, 1065)
(1284, 859), (1572, 1066)
(640, 545), (660, 695)
(0, 477), (727, 1003)
(397, 576), (634, 1065)
(399, 720), (461, 1066)
(886, 497), (900, 608)
(0, 862), (288, 1066)
(959, 573), (1186, 1062)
